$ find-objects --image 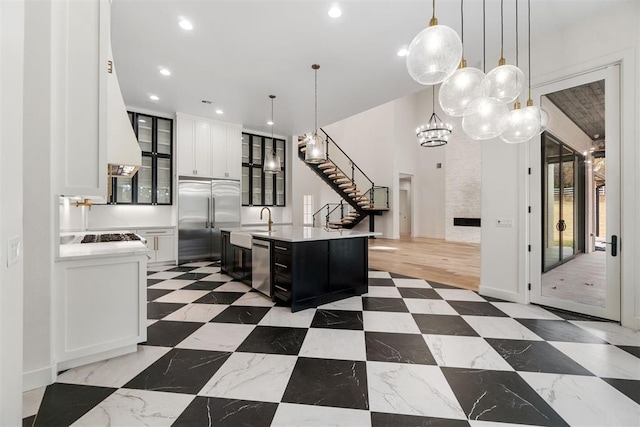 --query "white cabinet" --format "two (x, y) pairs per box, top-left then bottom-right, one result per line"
(137, 228), (175, 264)
(176, 113), (242, 179)
(52, 0), (110, 197)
